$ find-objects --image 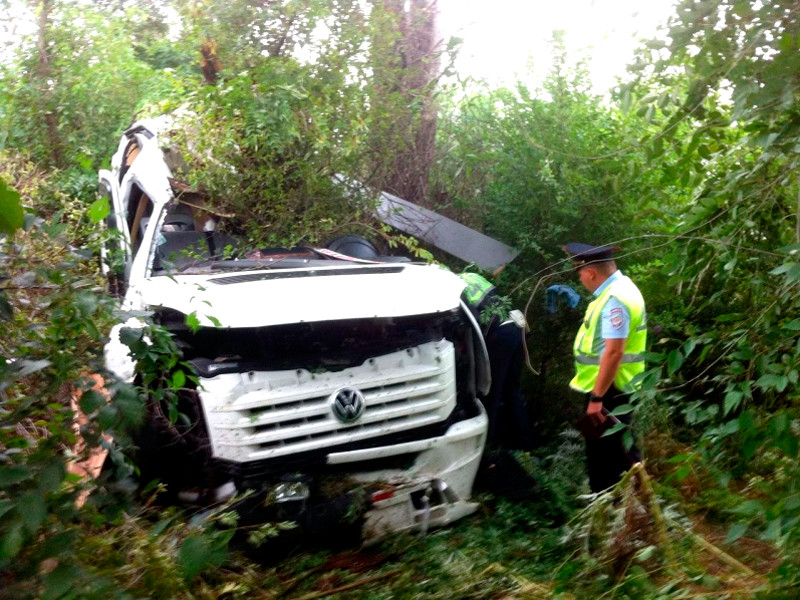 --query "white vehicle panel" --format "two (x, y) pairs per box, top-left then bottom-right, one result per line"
(134, 263), (466, 327)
